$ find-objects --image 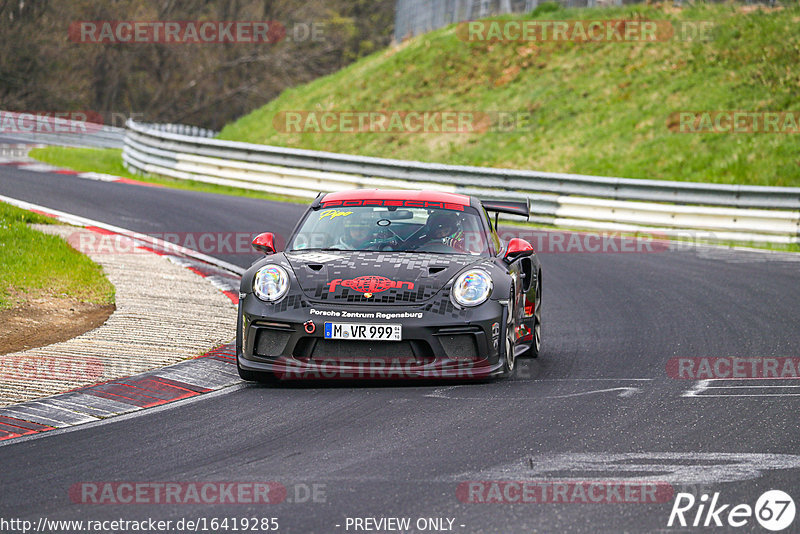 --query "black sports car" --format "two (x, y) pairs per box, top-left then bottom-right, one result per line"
(236, 189), (542, 381)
